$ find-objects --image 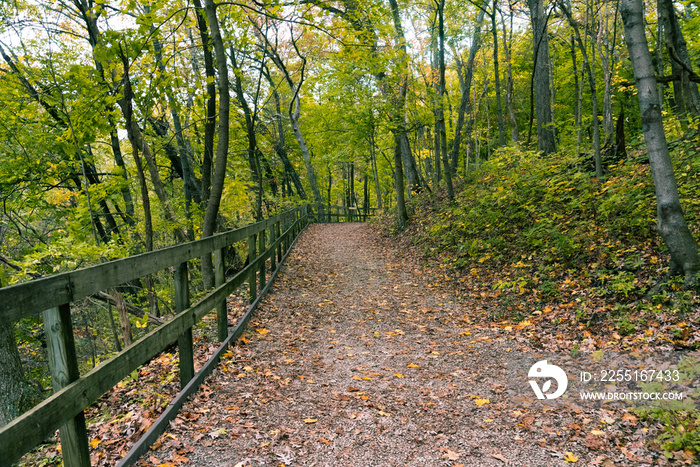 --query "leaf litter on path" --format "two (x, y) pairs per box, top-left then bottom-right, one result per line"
(142, 223), (669, 466)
